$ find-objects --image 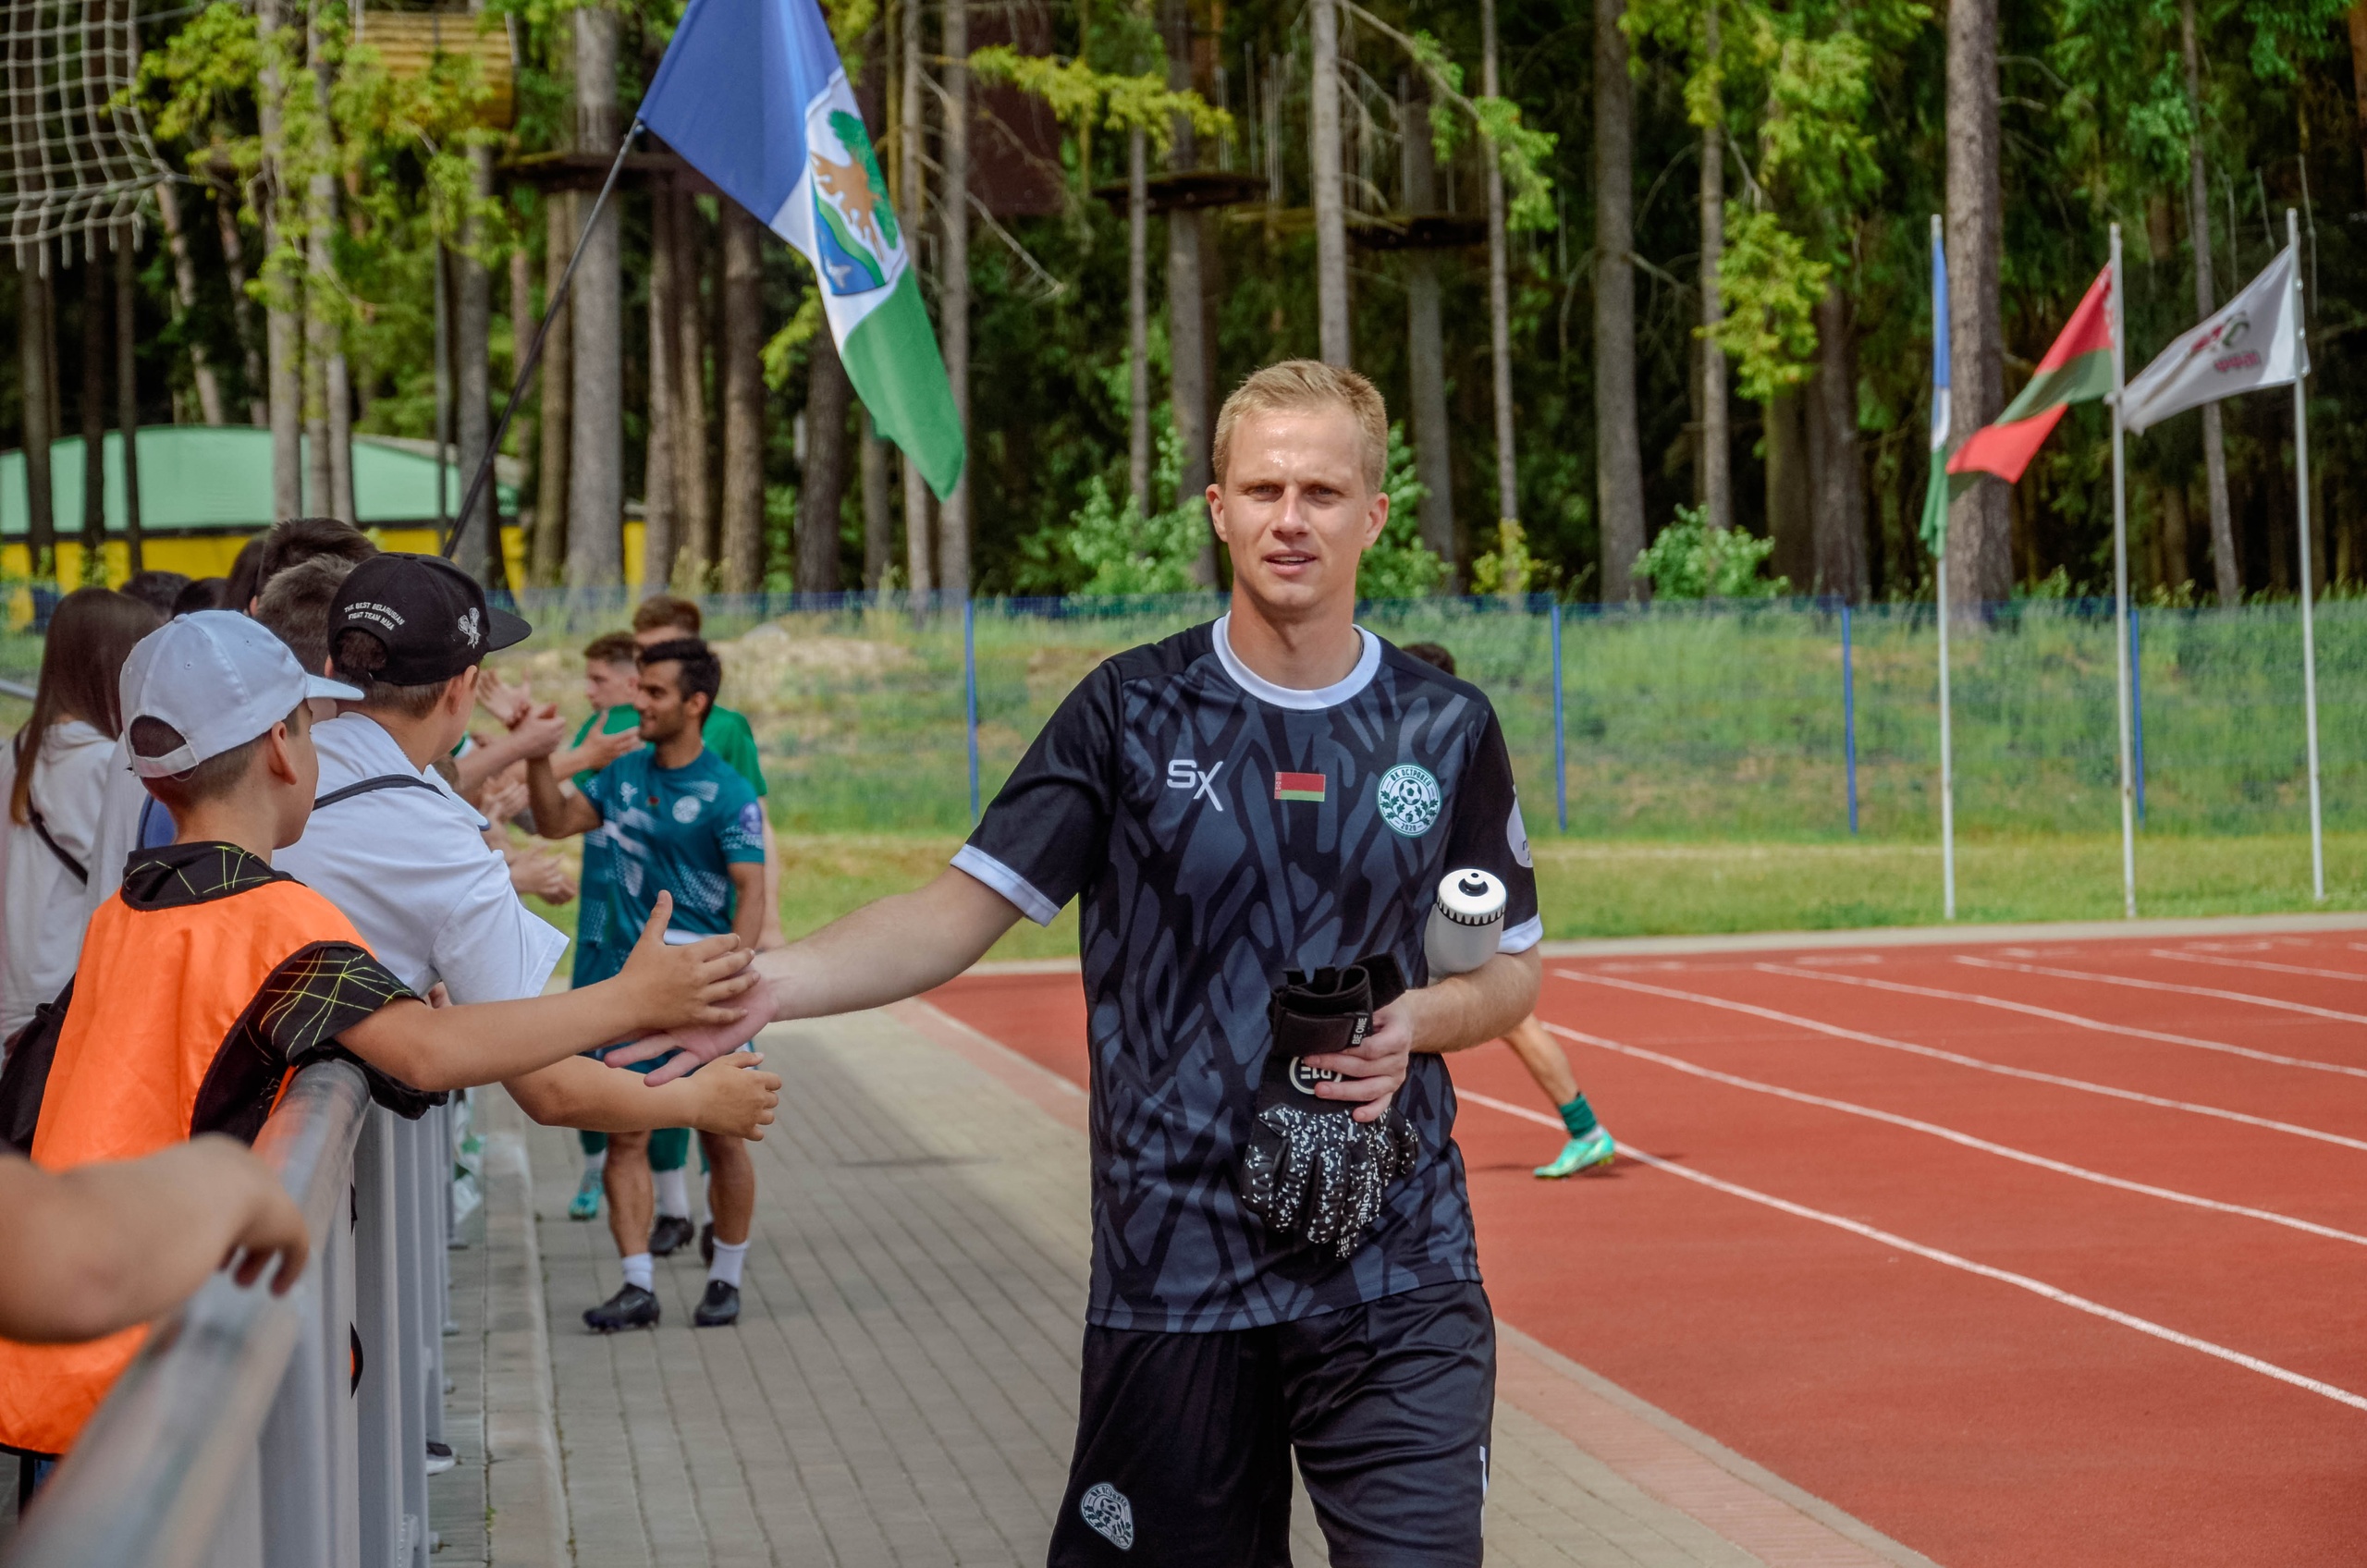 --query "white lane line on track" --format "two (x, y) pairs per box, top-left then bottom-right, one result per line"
(1454, 1087), (2367, 1416)
(1956, 955), (2367, 1026)
(2147, 948), (2367, 985)
(1555, 970), (2367, 1154)
(1532, 1022), (2367, 1249)
(1752, 963), (2367, 1080)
